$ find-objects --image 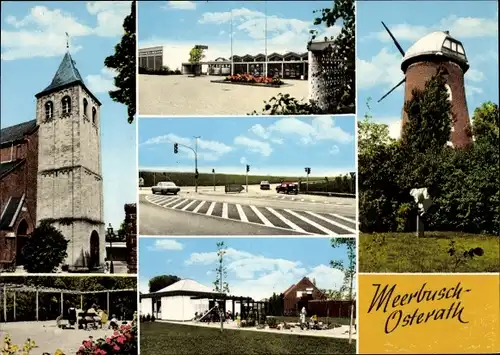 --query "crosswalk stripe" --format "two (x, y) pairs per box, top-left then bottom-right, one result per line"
(305, 211), (357, 234)
(182, 200), (197, 211)
(163, 198), (182, 207)
(192, 200), (206, 213)
(235, 204), (248, 222)
(172, 199), (189, 209)
(250, 205), (273, 227)
(284, 209), (336, 235)
(157, 197), (175, 205)
(266, 207), (307, 234)
(222, 203), (228, 219)
(206, 201), (216, 216)
(329, 213), (357, 224)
